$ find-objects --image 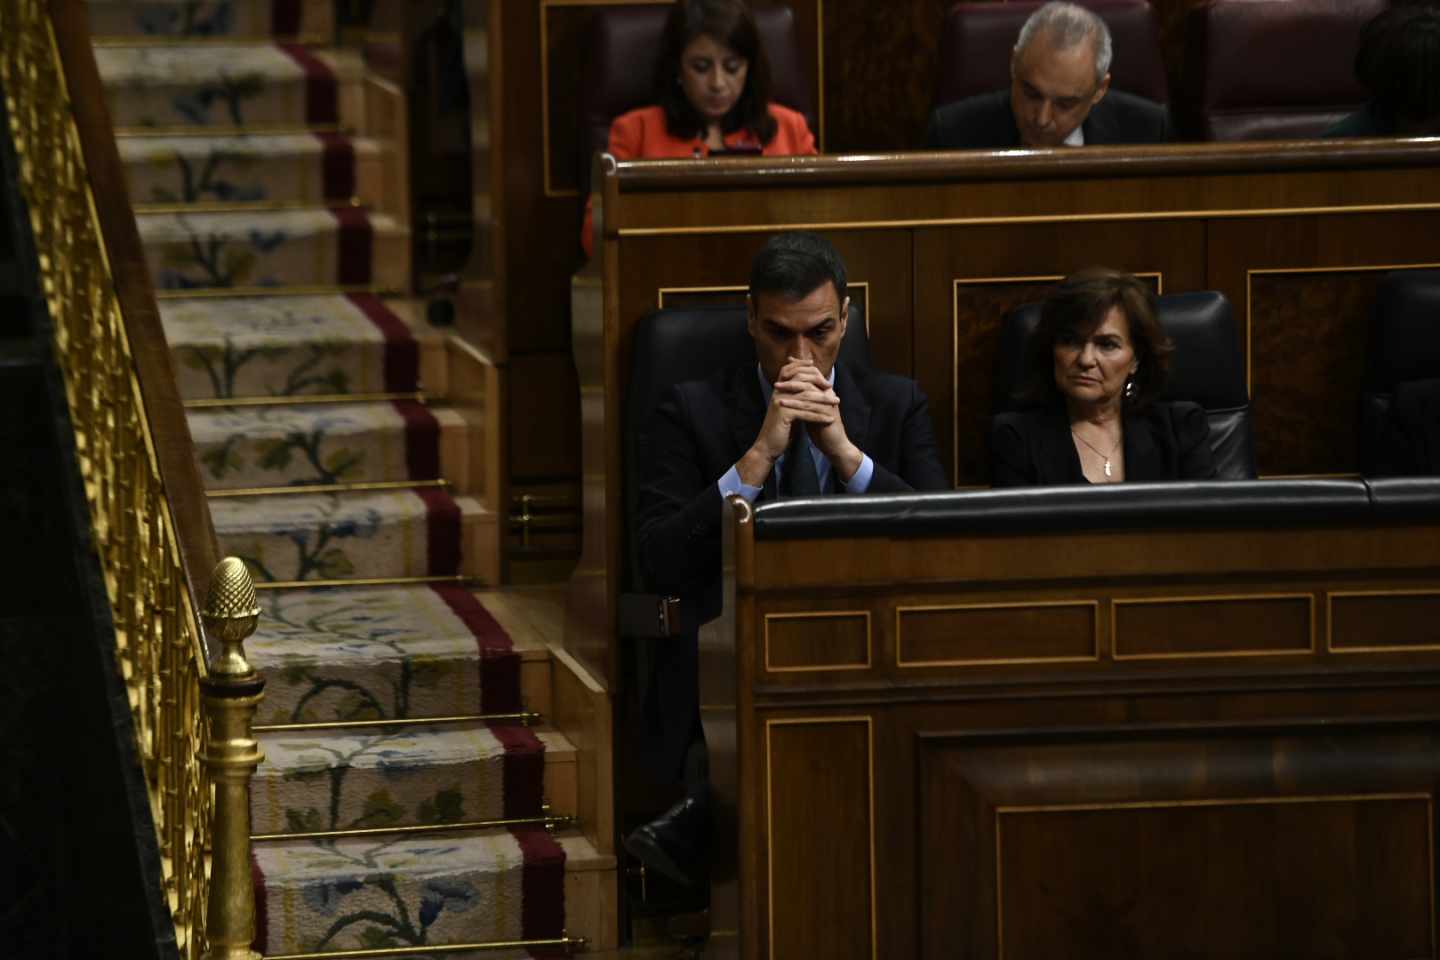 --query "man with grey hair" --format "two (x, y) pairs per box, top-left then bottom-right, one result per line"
(925, 1), (1168, 149)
